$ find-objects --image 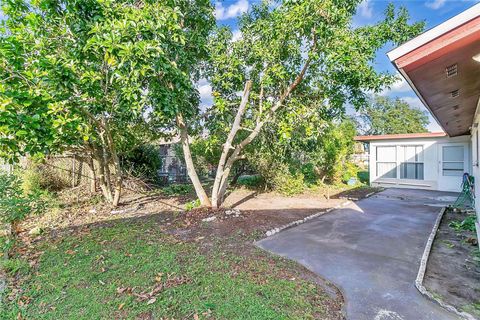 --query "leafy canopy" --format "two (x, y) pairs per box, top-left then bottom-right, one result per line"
(358, 95), (430, 135)
(0, 0), (214, 161)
